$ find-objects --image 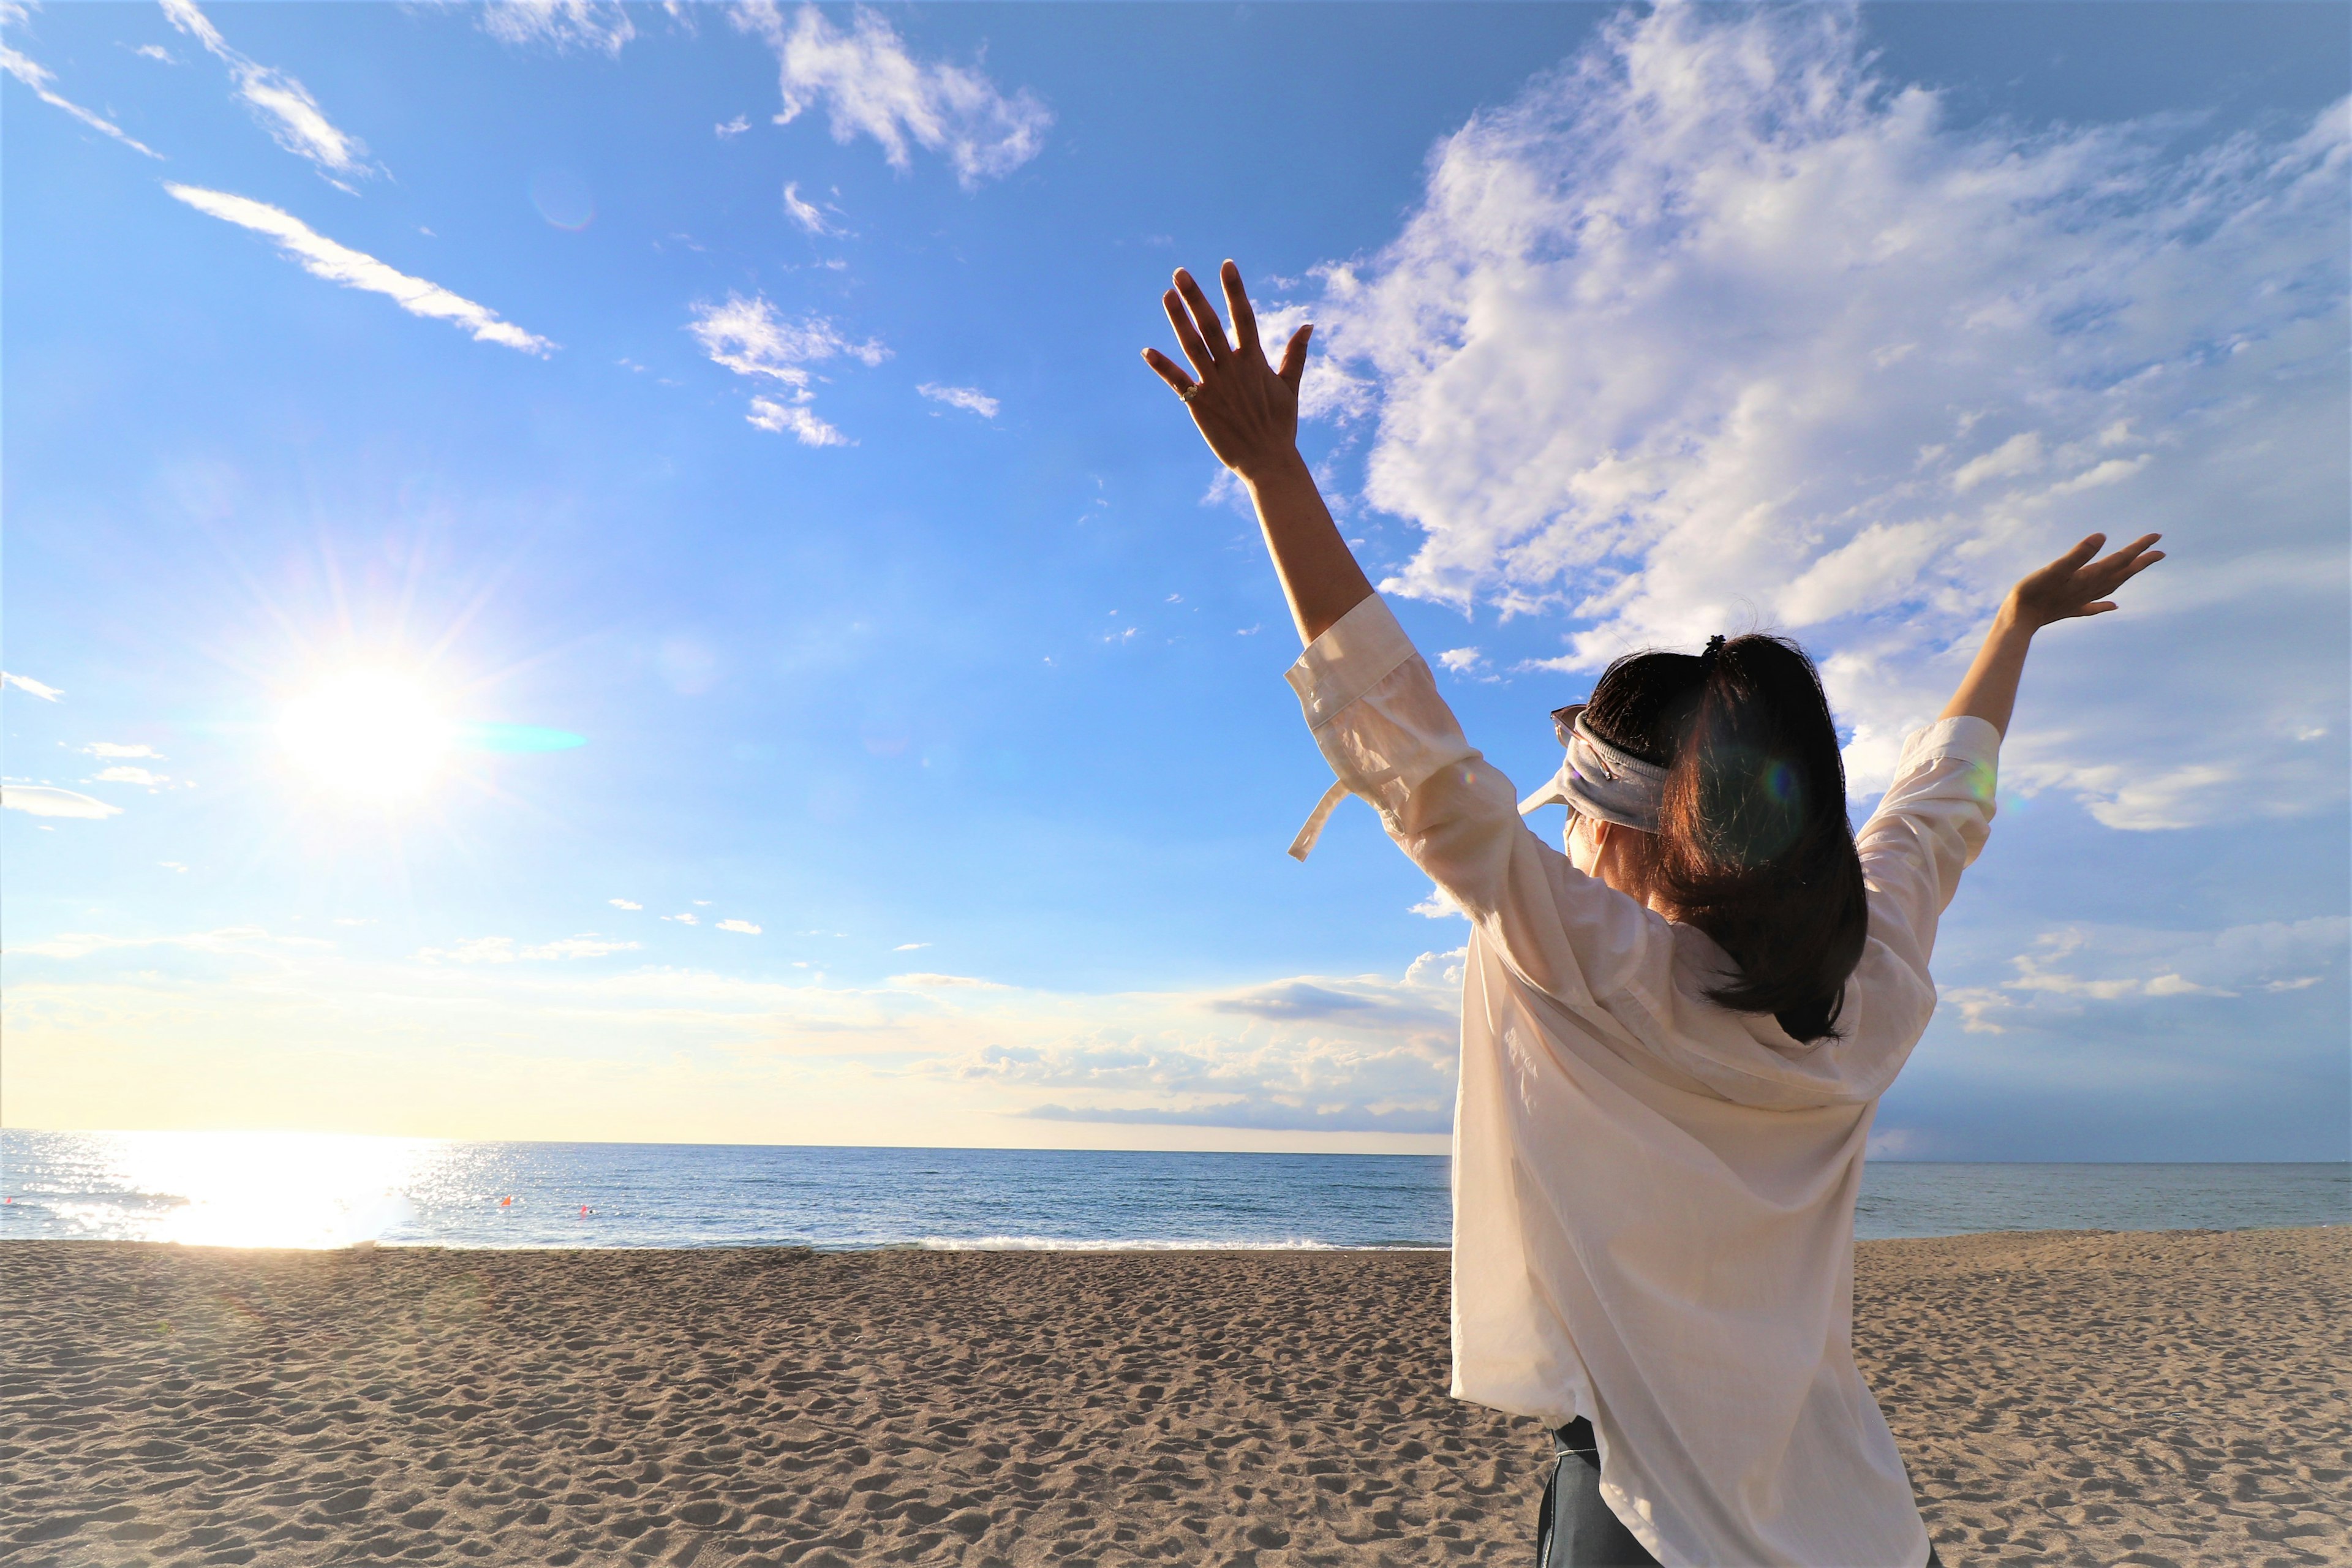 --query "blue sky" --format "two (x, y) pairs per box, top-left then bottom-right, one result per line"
(4, 1), (2345, 1159)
